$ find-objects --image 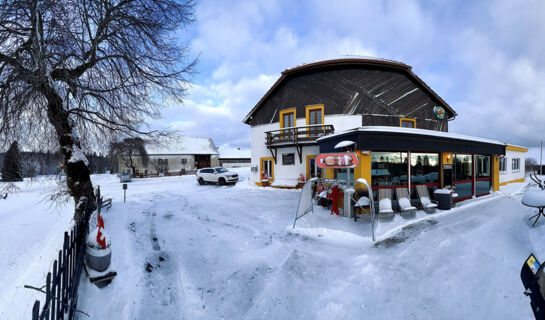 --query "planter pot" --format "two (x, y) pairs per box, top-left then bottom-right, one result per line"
(261, 180), (269, 187)
(86, 246), (112, 272)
